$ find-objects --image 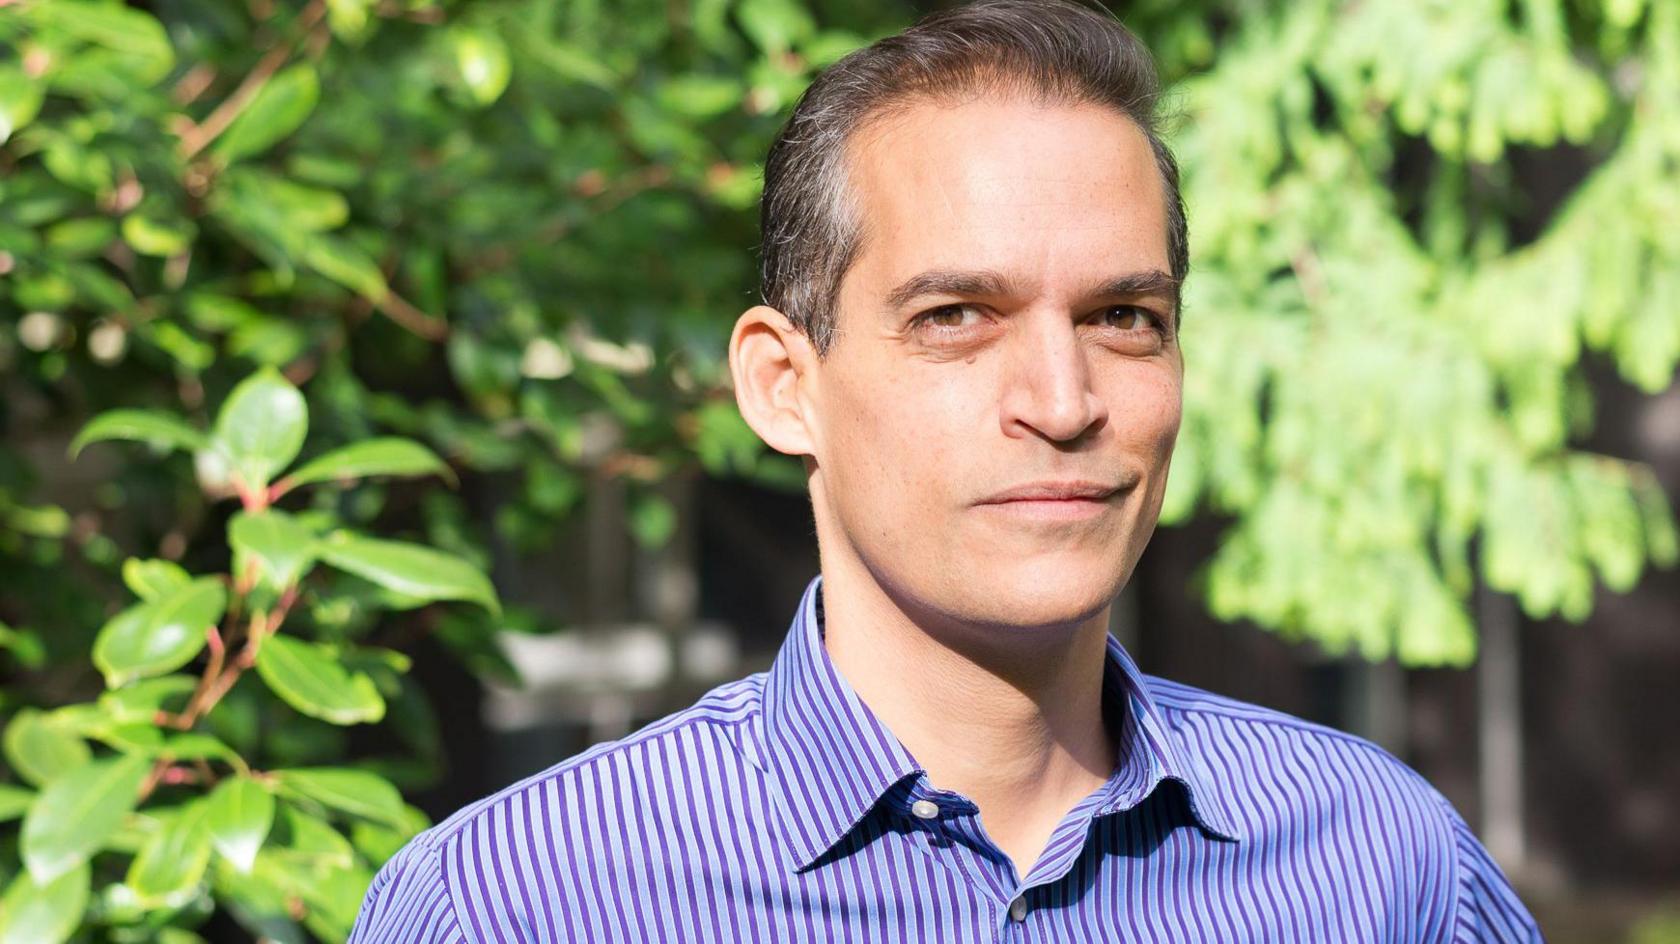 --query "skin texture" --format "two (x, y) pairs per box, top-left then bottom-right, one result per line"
(729, 93), (1183, 880)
